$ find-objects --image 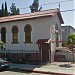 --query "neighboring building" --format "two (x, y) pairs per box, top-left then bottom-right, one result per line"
(0, 9), (64, 62)
(55, 26), (75, 62)
(61, 26), (75, 45)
